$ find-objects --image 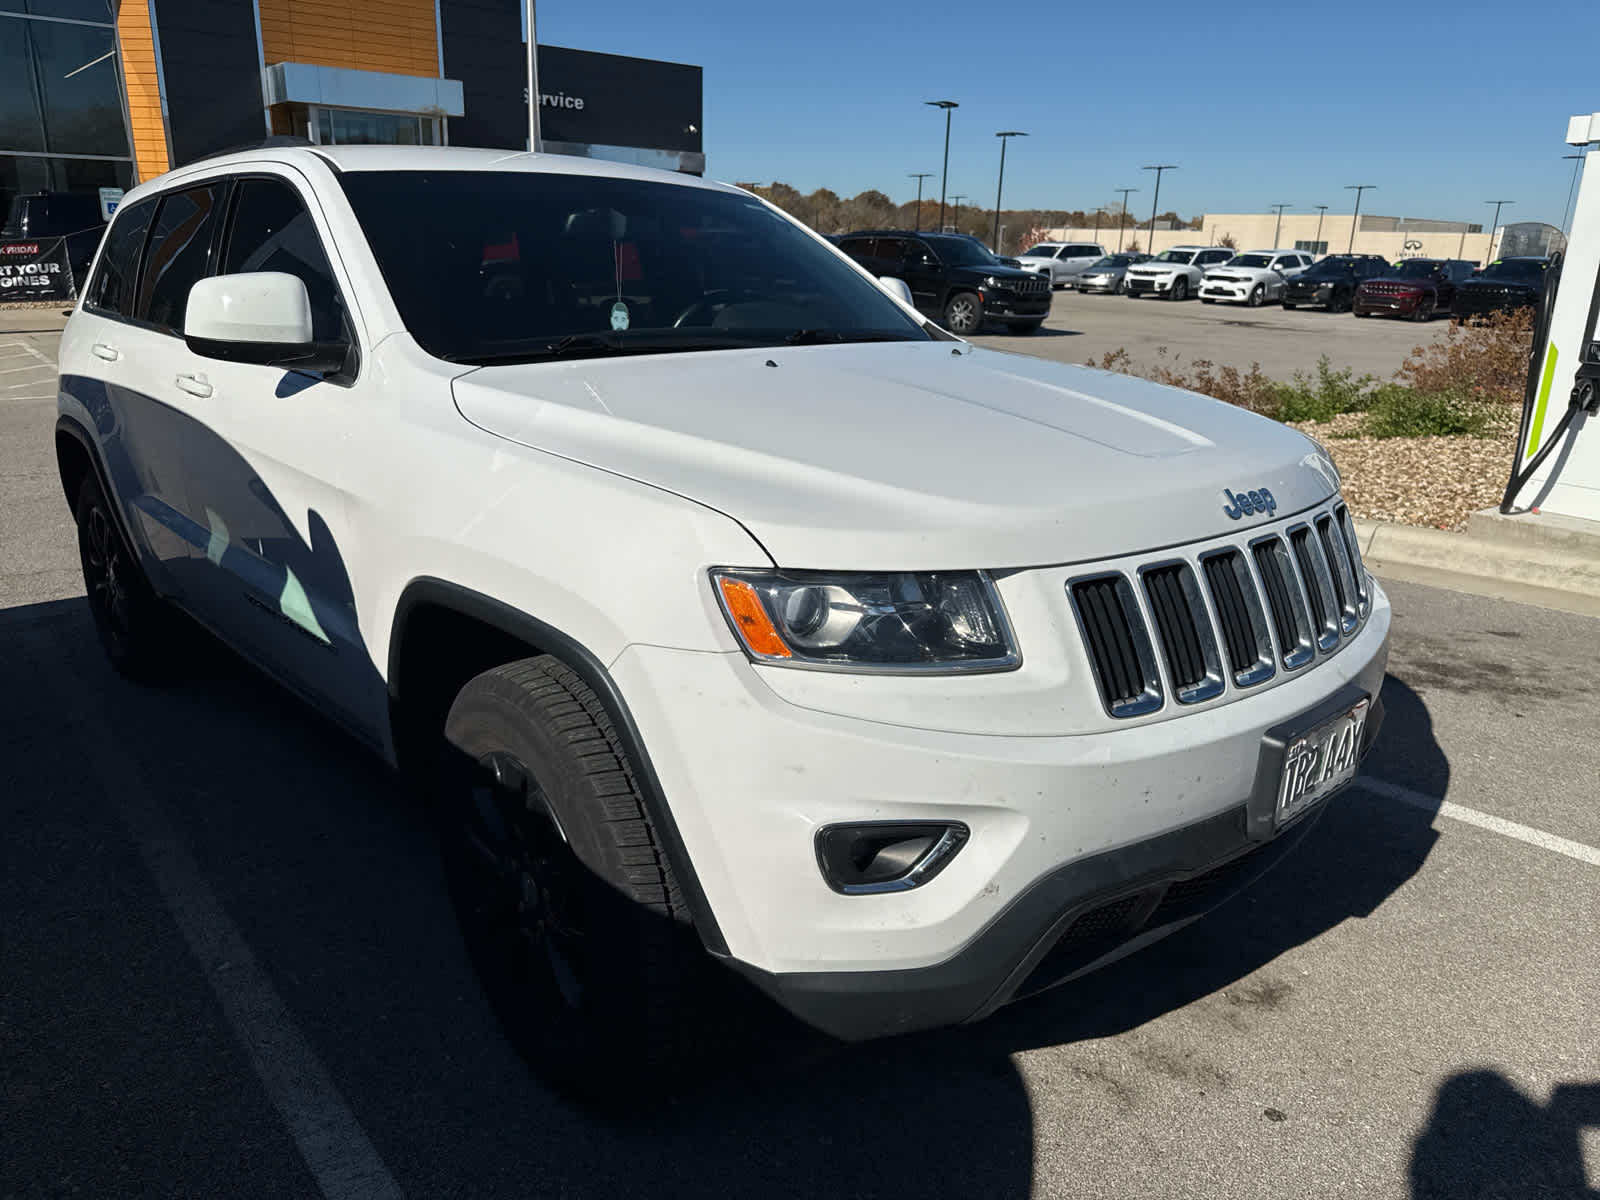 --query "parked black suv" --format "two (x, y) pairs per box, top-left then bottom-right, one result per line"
(1, 191), (108, 289)
(836, 230), (1051, 334)
(1281, 254), (1391, 312)
(1451, 257), (1551, 320)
